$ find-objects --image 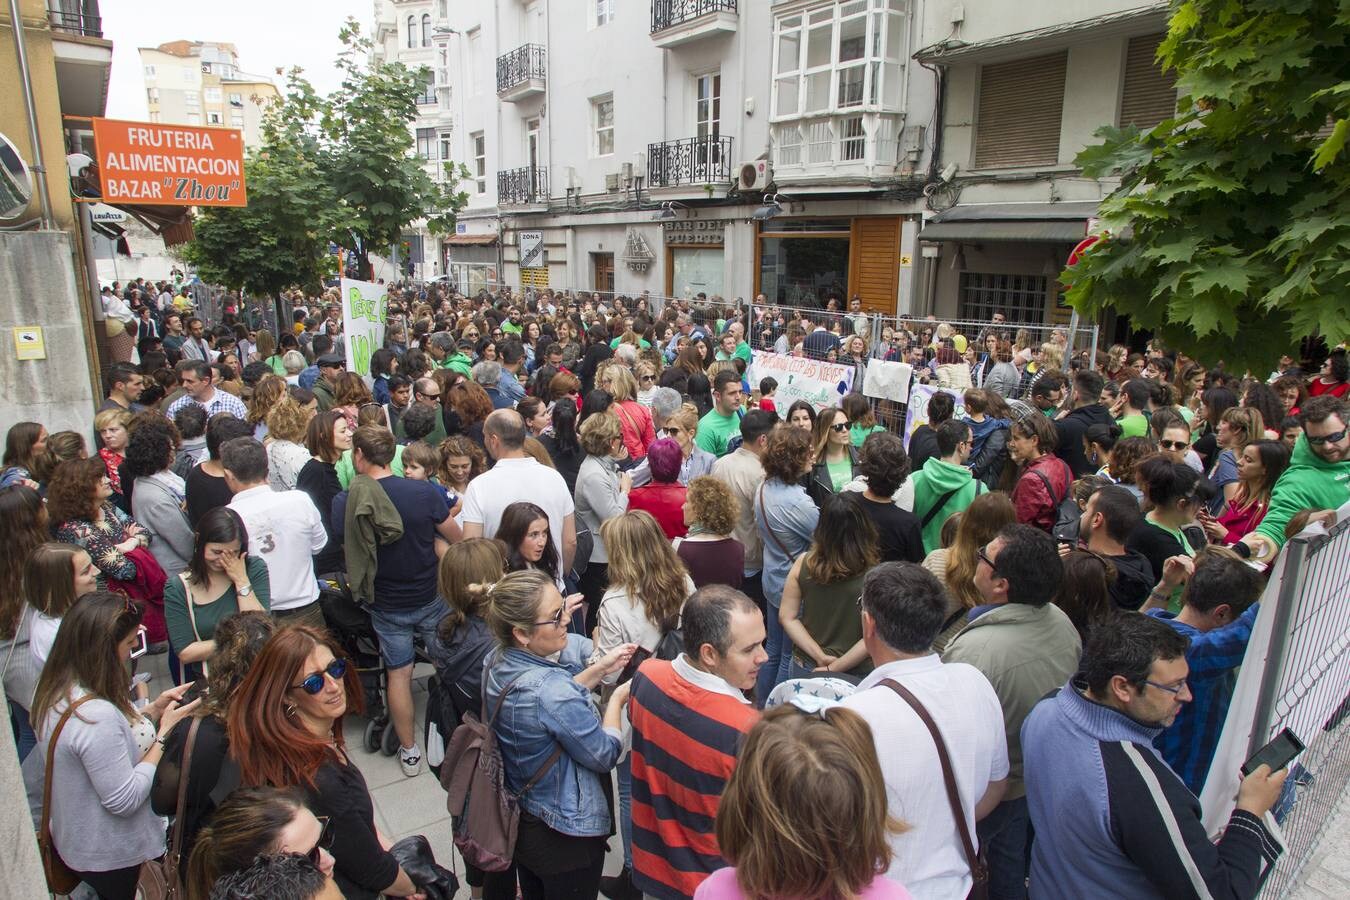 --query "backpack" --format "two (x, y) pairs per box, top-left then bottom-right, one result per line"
(1032, 462), (1080, 541)
(440, 675), (561, 872)
(653, 618), (684, 661)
